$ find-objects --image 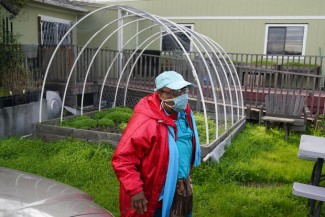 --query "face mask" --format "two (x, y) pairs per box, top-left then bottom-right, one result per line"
(163, 93), (189, 112)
